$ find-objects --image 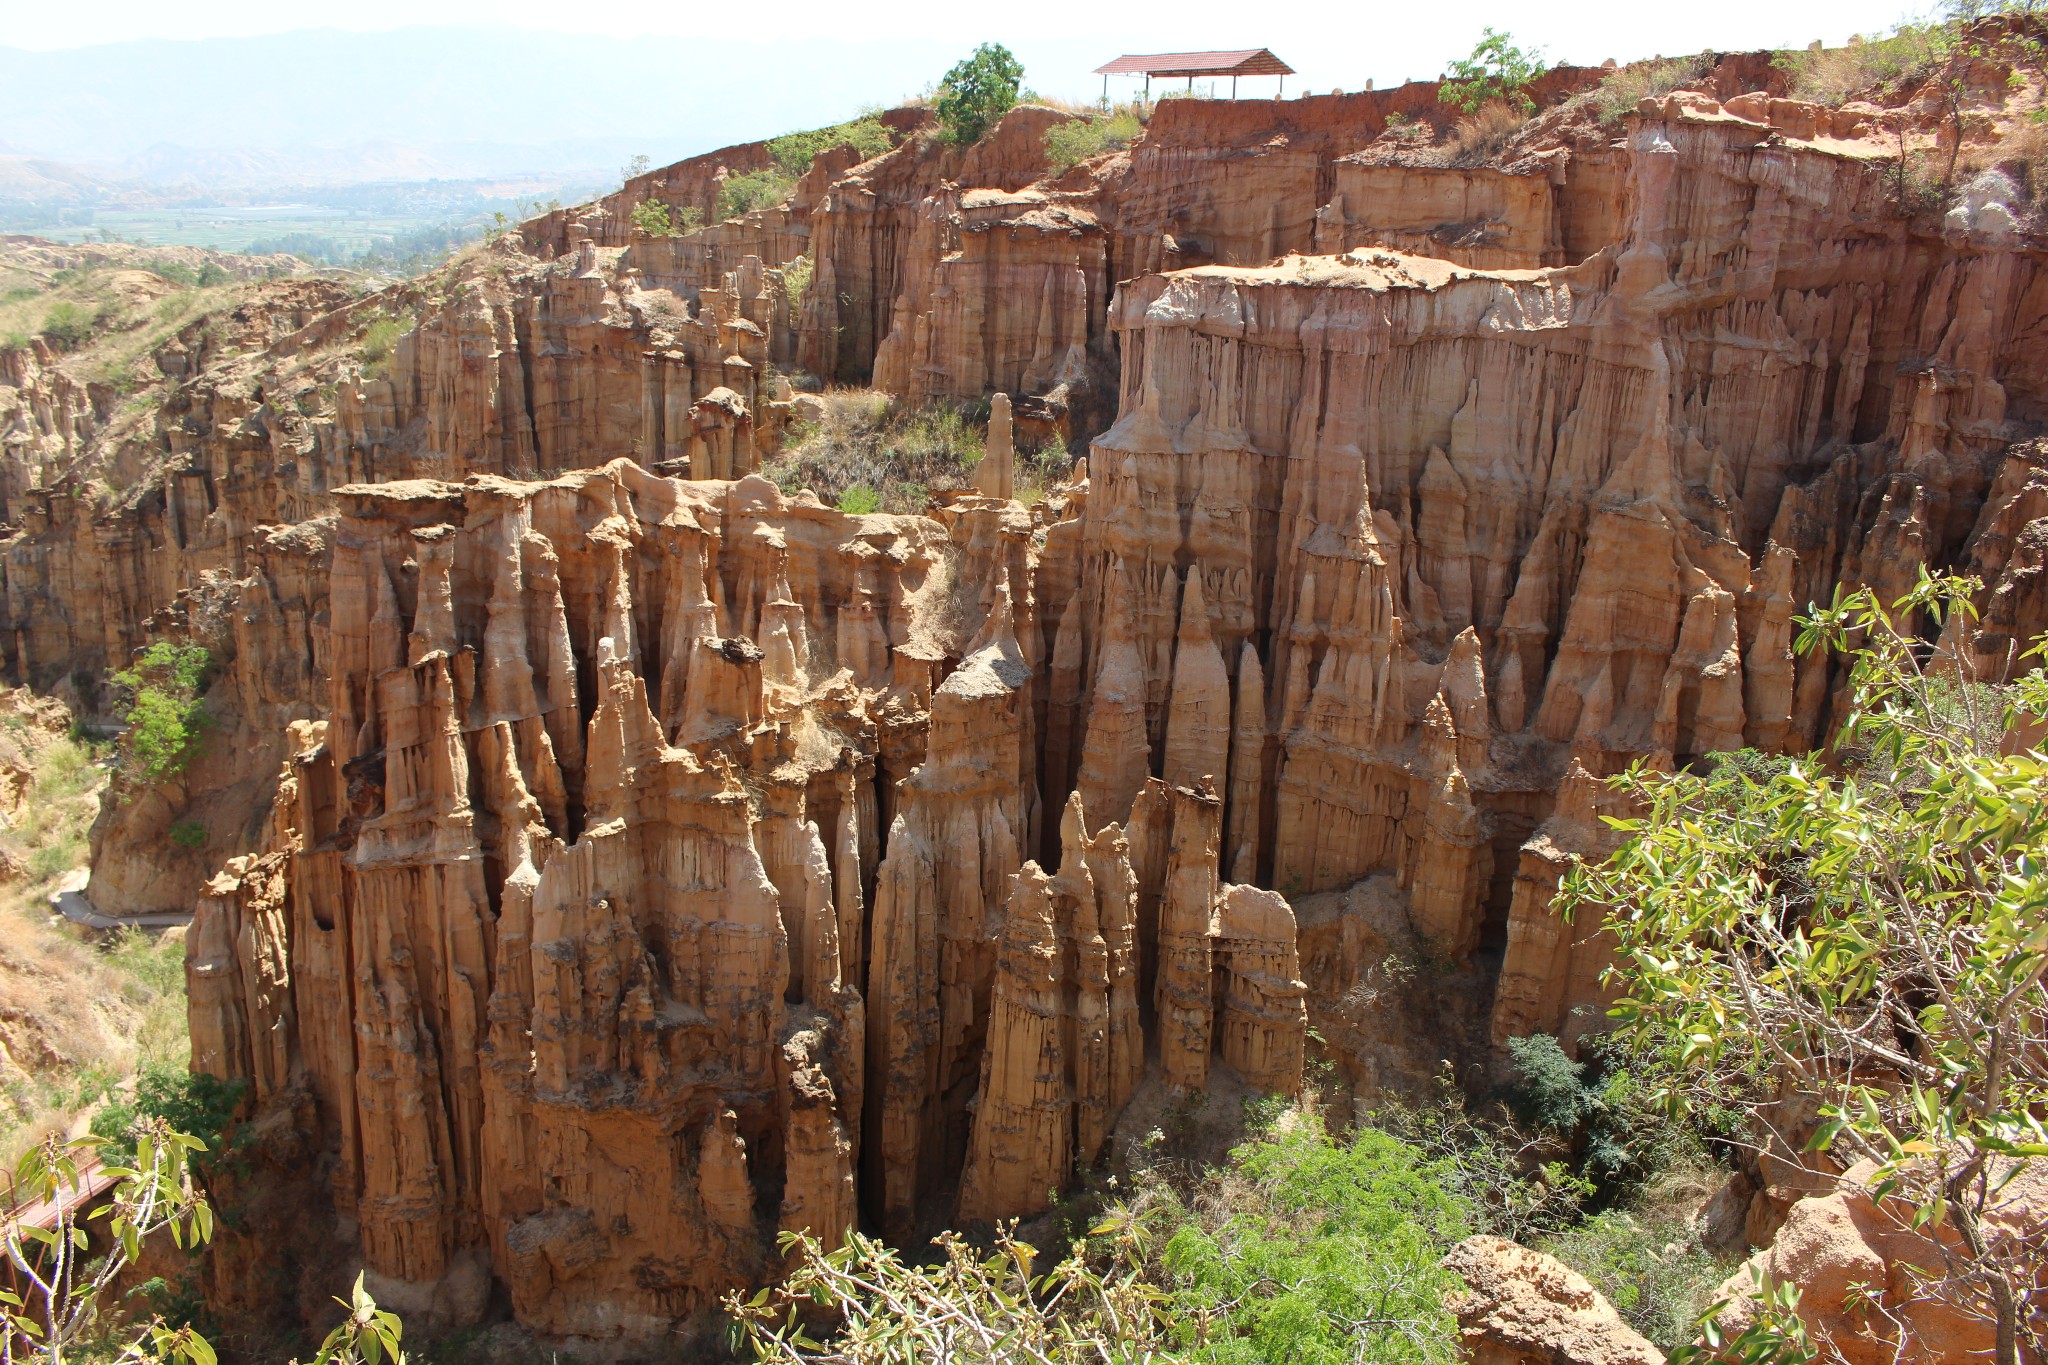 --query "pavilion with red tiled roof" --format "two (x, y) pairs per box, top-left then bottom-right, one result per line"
(1092, 49), (1296, 100)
